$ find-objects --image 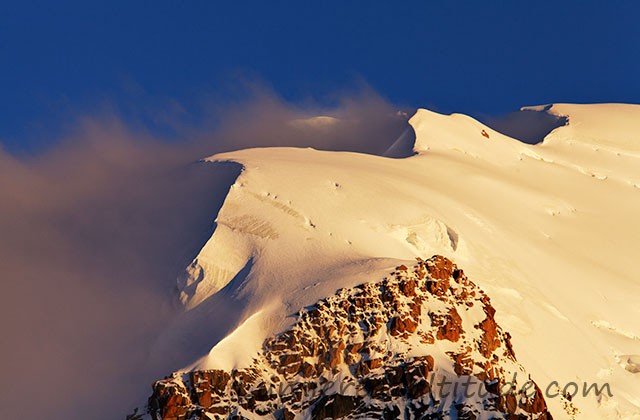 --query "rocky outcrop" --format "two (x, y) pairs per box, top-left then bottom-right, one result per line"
(143, 256), (552, 419)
